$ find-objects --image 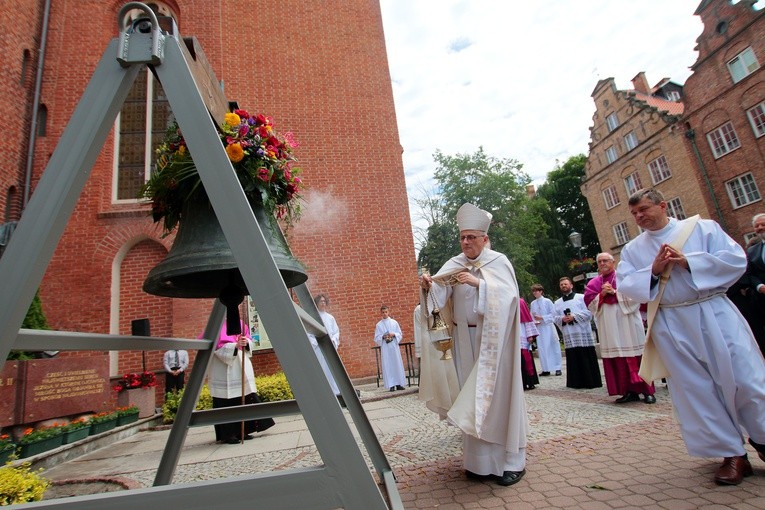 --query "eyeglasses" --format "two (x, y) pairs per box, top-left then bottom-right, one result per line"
(460, 234), (483, 242)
